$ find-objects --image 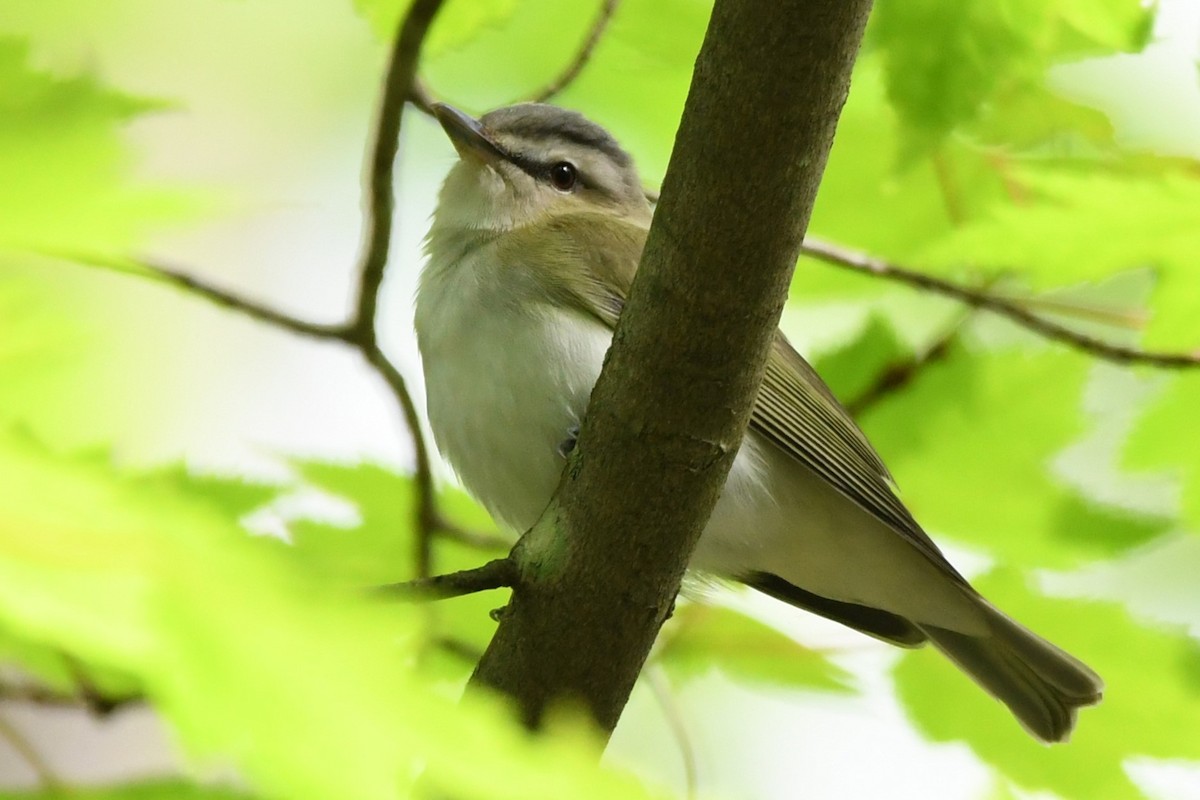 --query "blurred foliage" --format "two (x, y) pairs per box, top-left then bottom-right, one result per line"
(0, 781), (253, 800)
(0, 38), (193, 255)
(0, 433), (663, 800)
(868, 0), (1152, 155)
(1, 0), (1199, 799)
(655, 603), (854, 693)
